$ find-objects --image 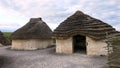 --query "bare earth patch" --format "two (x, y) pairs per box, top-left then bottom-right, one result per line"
(0, 46), (108, 68)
